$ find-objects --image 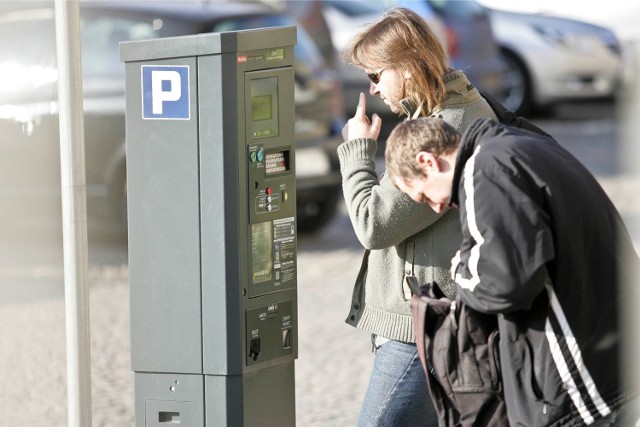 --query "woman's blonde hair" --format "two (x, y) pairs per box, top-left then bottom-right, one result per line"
(343, 7), (449, 115)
